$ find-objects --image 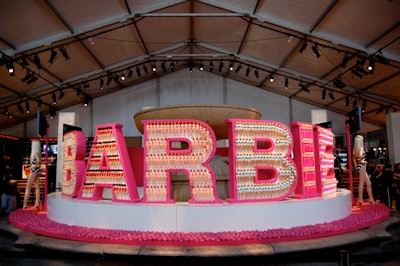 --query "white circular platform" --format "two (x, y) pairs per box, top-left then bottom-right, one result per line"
(47, 189), (351, 233)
